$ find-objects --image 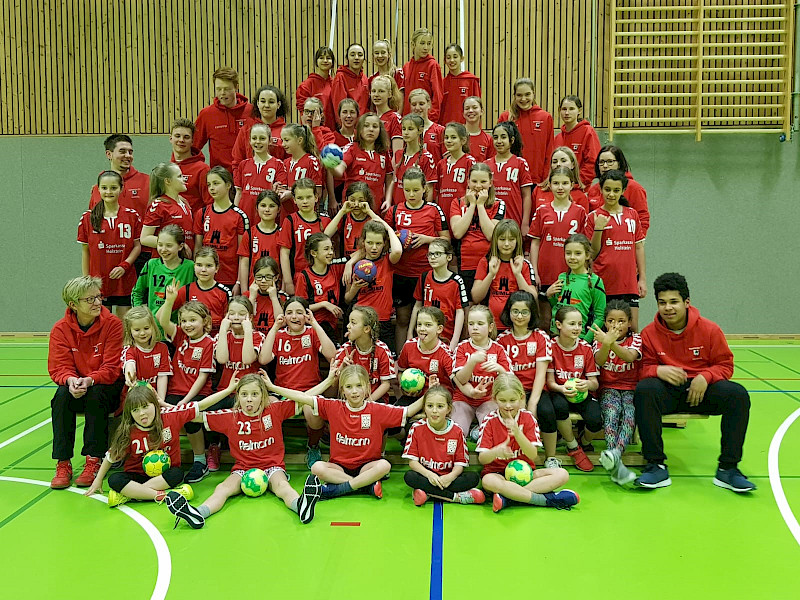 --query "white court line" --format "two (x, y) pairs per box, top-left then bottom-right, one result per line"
(0, 476), (171, 600)
(0, 418), (52, 450)
(768, 407), (800, 547)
